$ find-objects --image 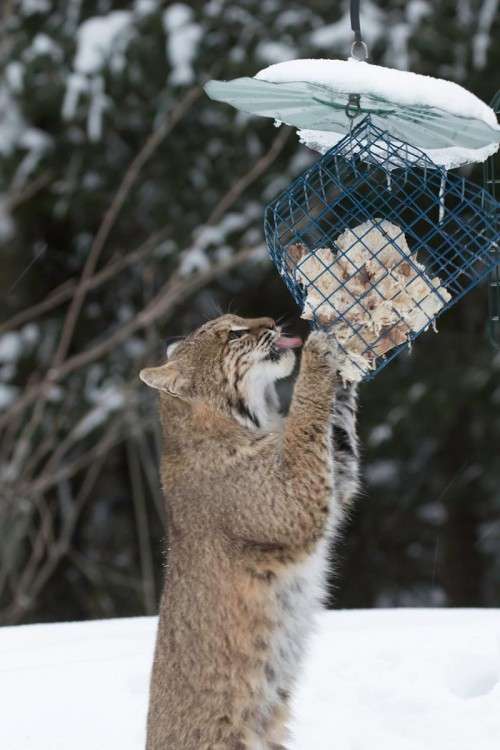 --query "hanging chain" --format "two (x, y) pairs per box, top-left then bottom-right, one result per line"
(349, 0), (368, 61)
(346, 0), (368, 122)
